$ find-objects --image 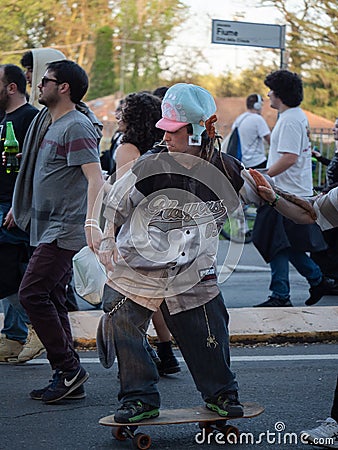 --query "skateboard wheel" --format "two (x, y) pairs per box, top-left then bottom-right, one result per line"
(112, 426), (128, 441)
(132, 432), (152, 449)
(222, 425), (240, 444)
(198, 422), (214, 435)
